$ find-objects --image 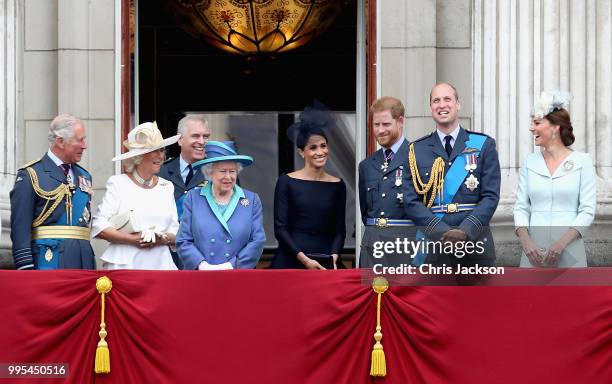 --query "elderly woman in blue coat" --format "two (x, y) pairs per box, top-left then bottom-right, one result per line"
(177, 141), (265, 270)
